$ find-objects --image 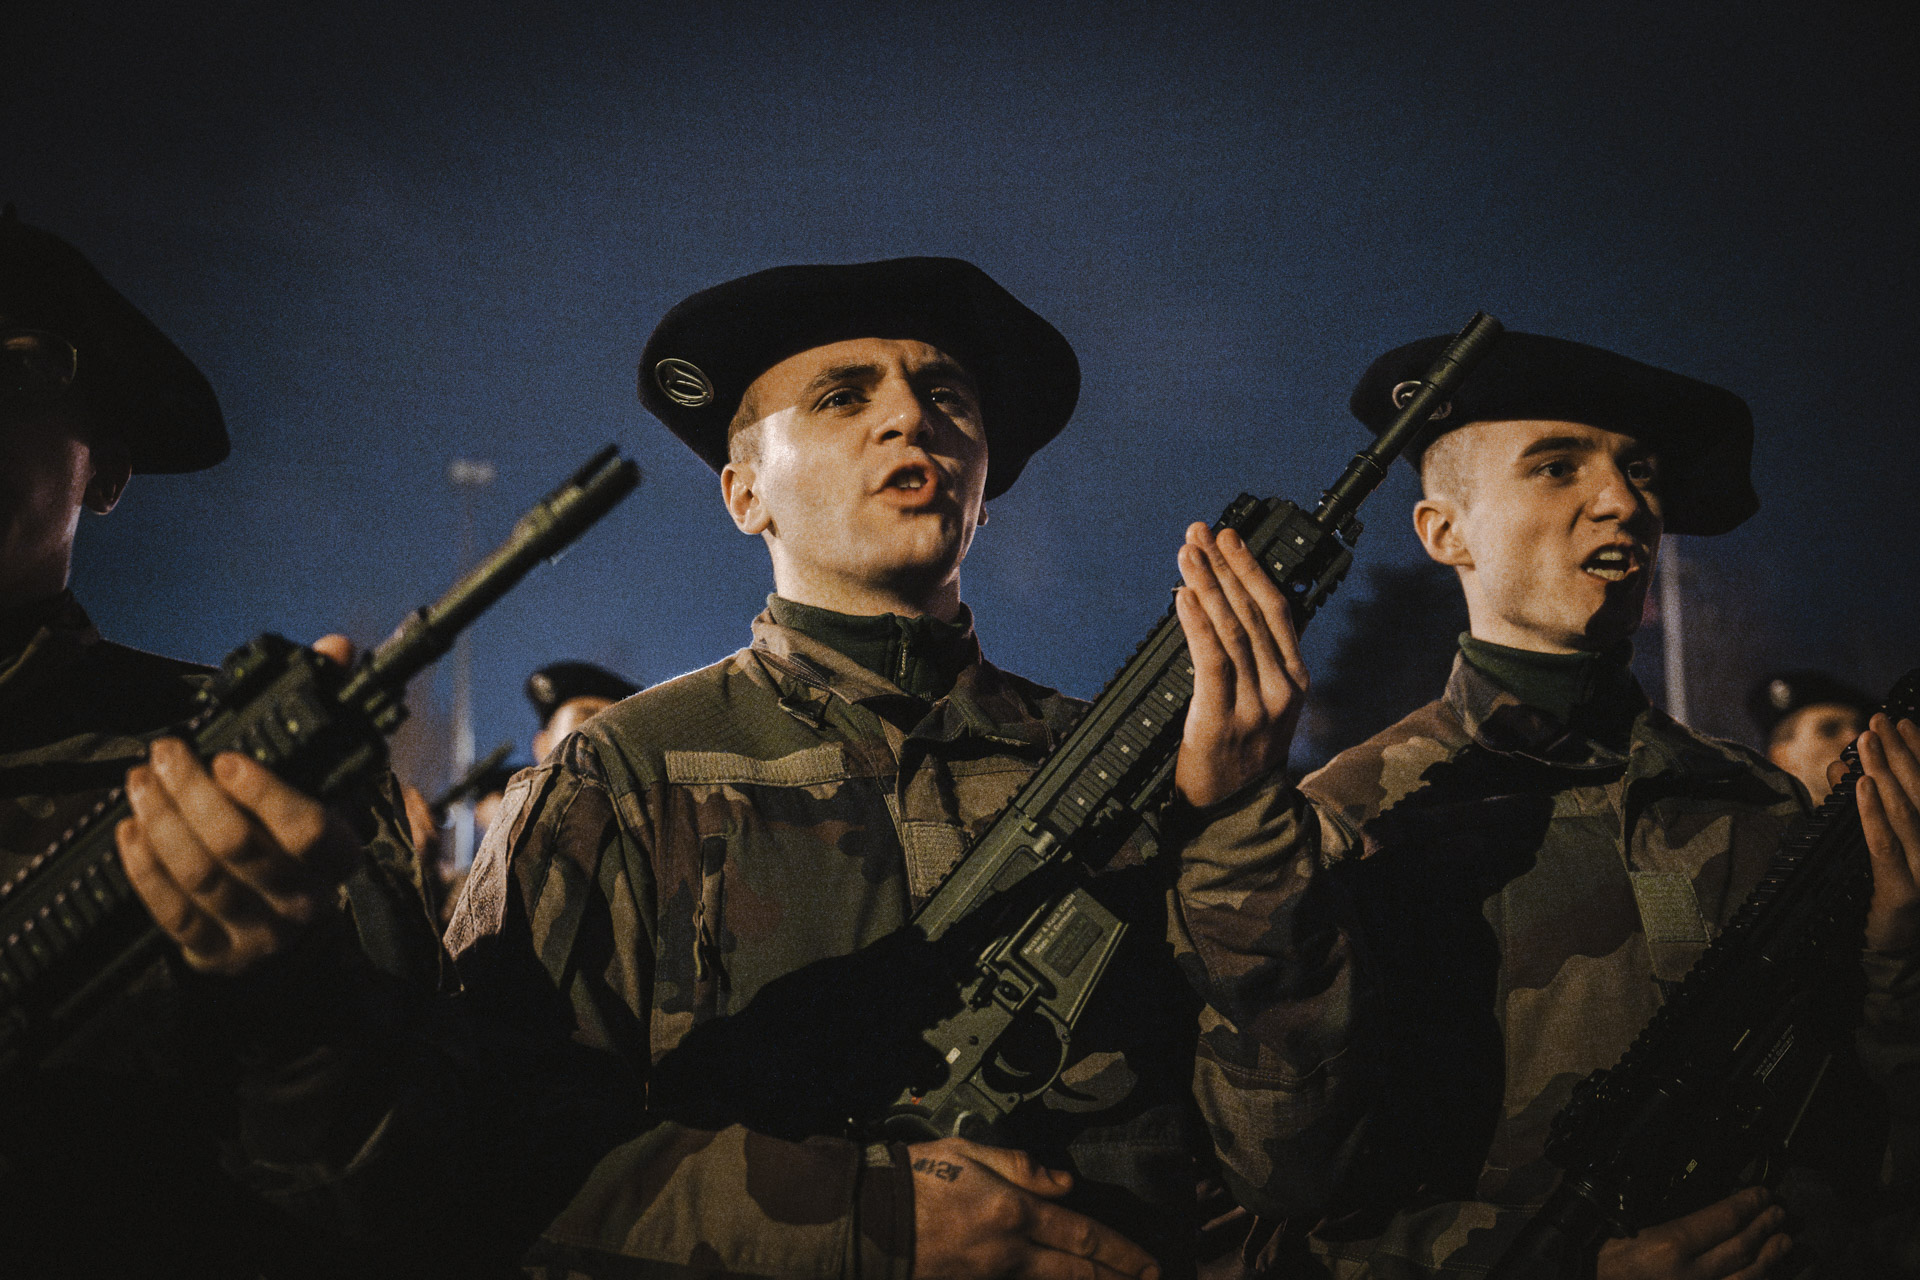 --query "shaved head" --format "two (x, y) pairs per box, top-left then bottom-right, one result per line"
(726, 388), (765, 466)
(1417, 427), (1477, 508)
